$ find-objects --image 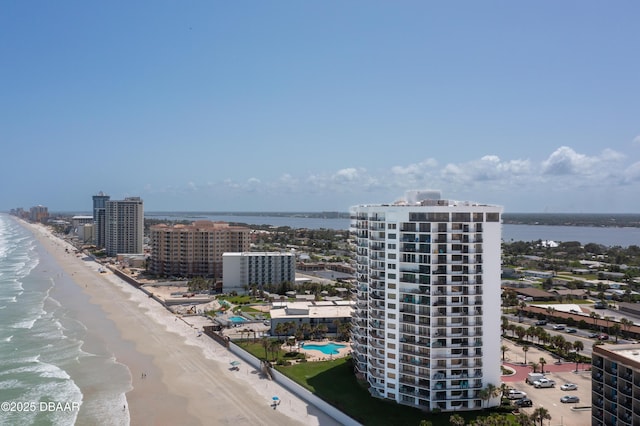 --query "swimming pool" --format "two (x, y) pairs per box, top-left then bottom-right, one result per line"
(302, 342), (346, 355)
(229, 316), (247, 323)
